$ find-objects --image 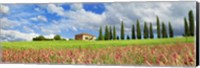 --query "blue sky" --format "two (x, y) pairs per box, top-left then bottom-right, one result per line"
(0, 2), (196, 41)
